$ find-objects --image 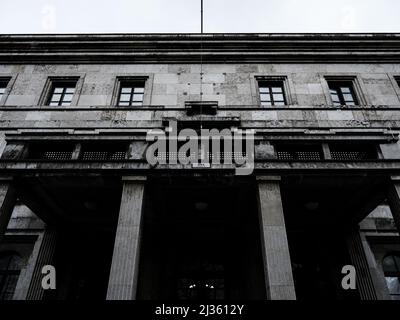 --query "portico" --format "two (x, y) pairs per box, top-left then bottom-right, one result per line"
(0, 163), (397, 300)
